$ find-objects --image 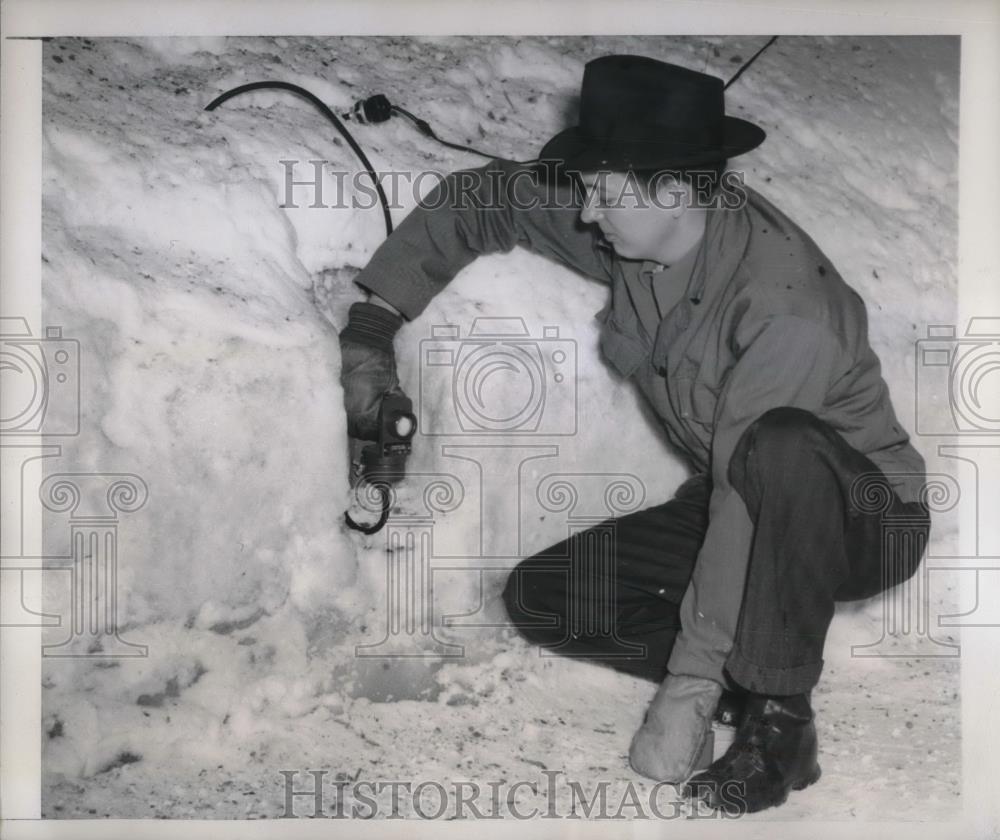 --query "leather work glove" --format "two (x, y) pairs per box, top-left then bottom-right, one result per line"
(338, 301), (407, 441)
